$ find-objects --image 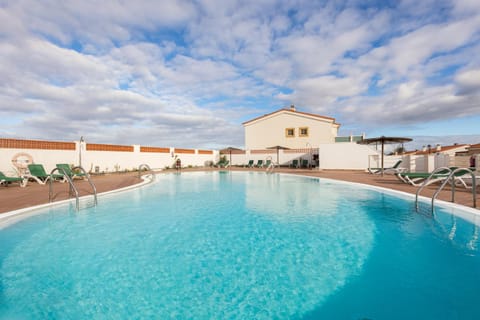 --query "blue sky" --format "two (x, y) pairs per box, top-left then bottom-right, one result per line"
(0, 0), (479, 150)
